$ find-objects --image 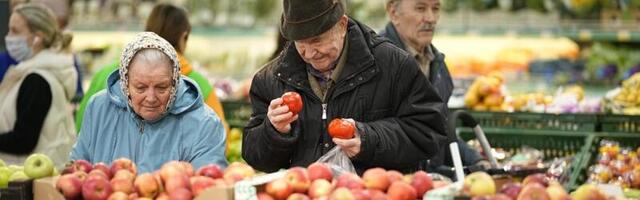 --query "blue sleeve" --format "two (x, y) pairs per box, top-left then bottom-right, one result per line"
(0, 52), (18, 82)
(188, 113), (228, 169)
(70, 96), (97, 162)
